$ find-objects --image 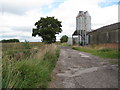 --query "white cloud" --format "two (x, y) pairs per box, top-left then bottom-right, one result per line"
(0, 0), (118, 42)
(48, 0), (118, 38)
(1, 0), (55, 14)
